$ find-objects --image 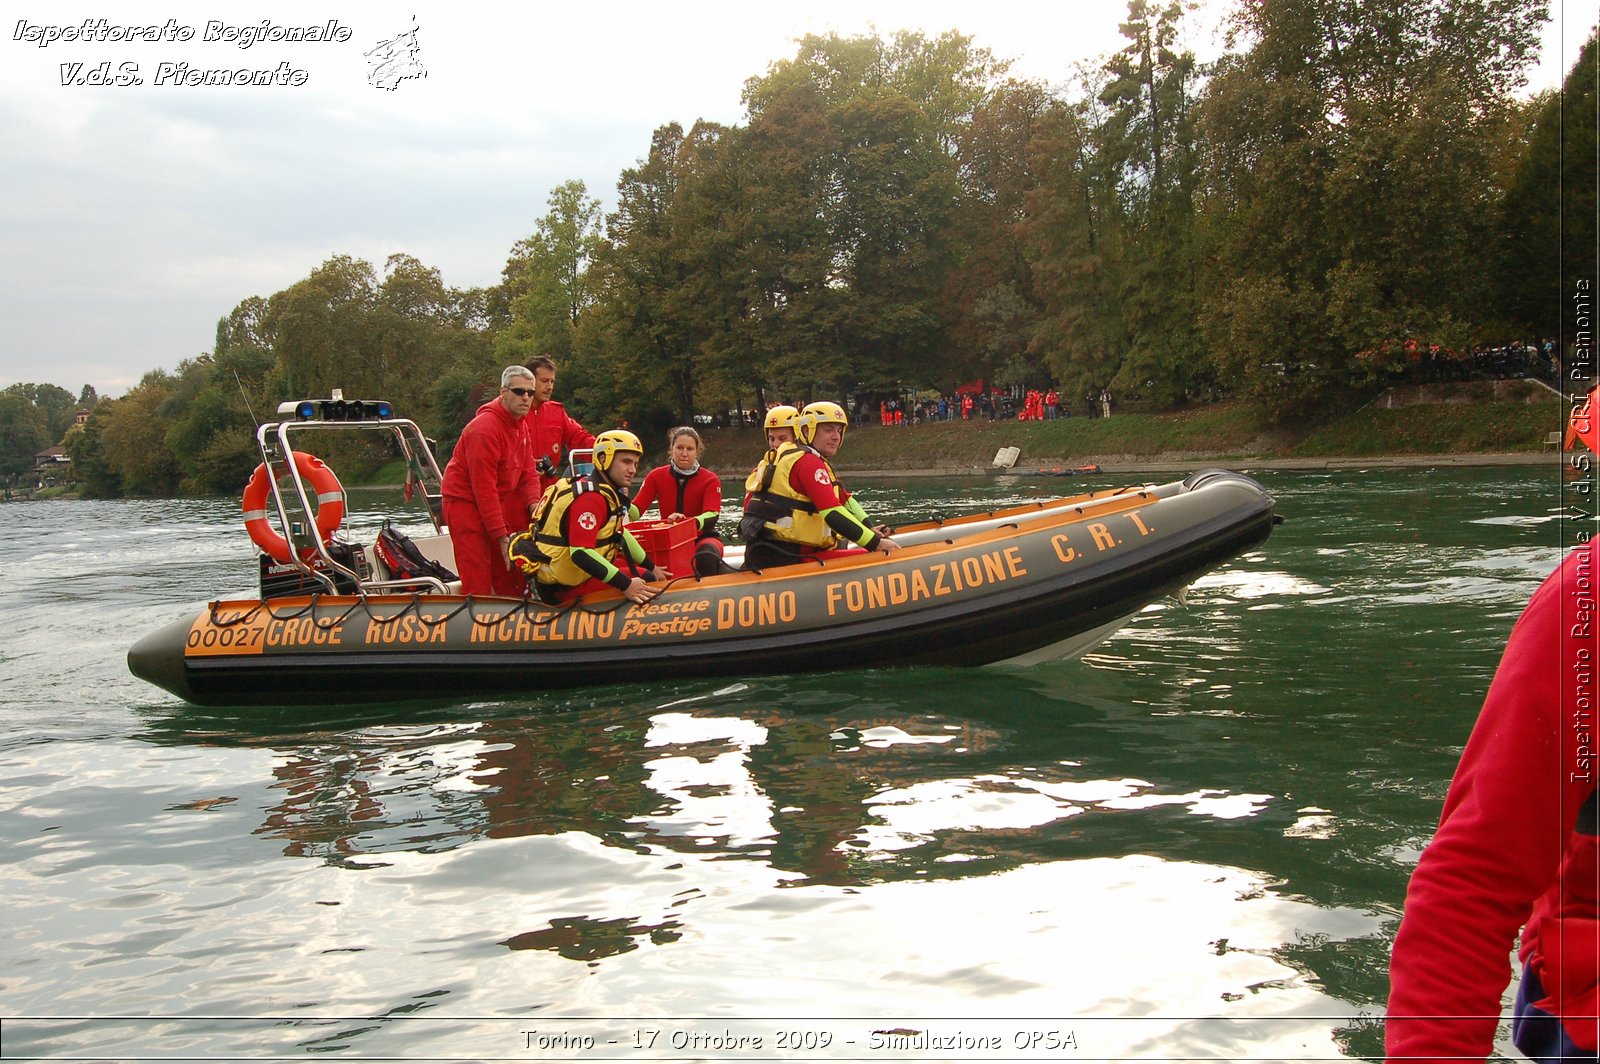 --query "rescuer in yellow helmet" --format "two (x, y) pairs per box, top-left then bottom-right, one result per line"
(762, 404), (799, 450)
(512, 428), (669, 604)
(739, 400), (900, 570)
